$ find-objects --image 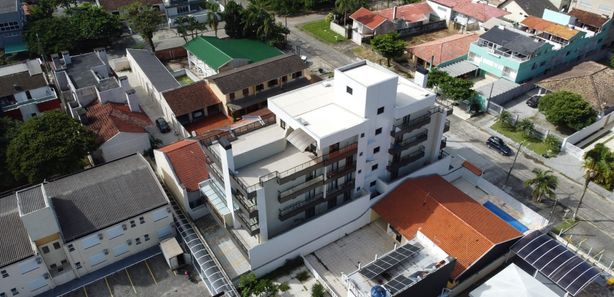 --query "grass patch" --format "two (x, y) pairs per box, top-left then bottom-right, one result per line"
(492, 121), (550, 155)
(301, 20), (345, 44)
(552, 218), (577, 235)
(176, 75), (193, 86)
